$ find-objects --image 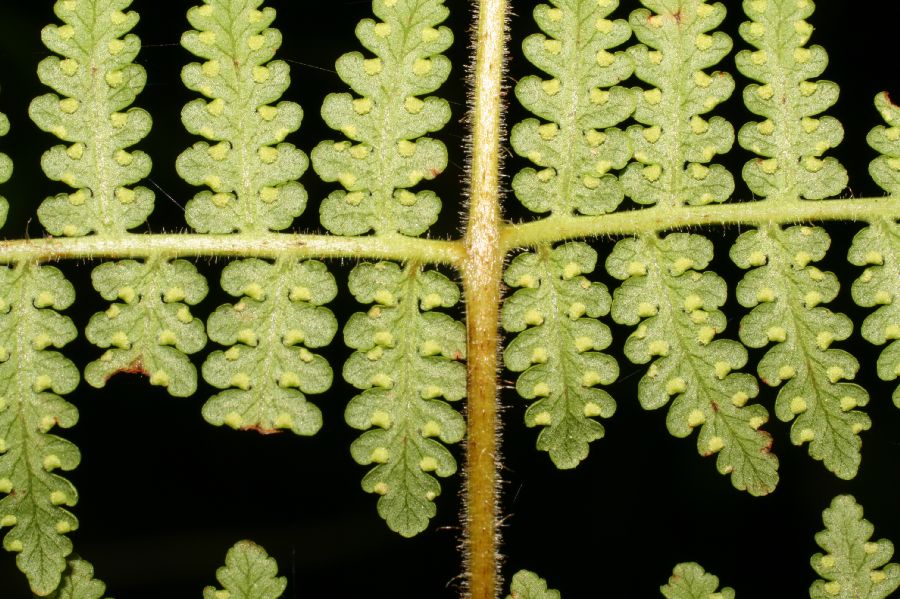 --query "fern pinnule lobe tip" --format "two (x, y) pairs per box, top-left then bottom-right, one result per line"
(810, 495), (900, 599)
(204, 540), (287, 599)
(661, 562), (735, 599)
(507, 569), (561, 599)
